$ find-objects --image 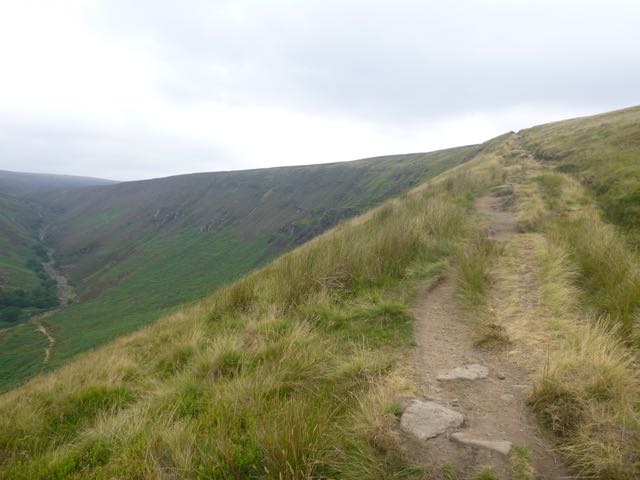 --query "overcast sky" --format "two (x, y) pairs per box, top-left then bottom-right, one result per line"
(1, 0), (639, 181)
